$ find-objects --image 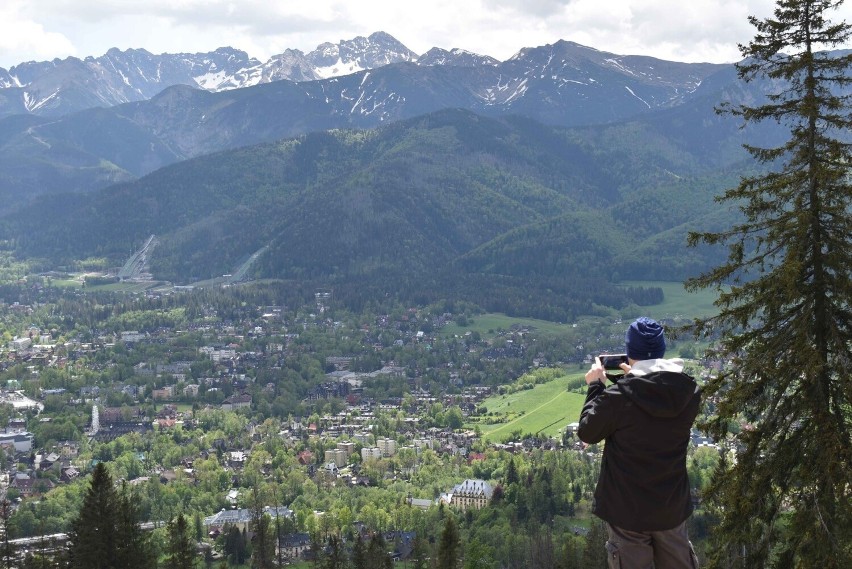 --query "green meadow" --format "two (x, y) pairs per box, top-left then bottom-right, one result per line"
(621, 280), (720, 320)
(441, 313), (572, 338)
(472, 371), (586, 442)
(47, 275), (161, 293)
(49, 278), (83, 288)
(444, 281), (718, 340)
